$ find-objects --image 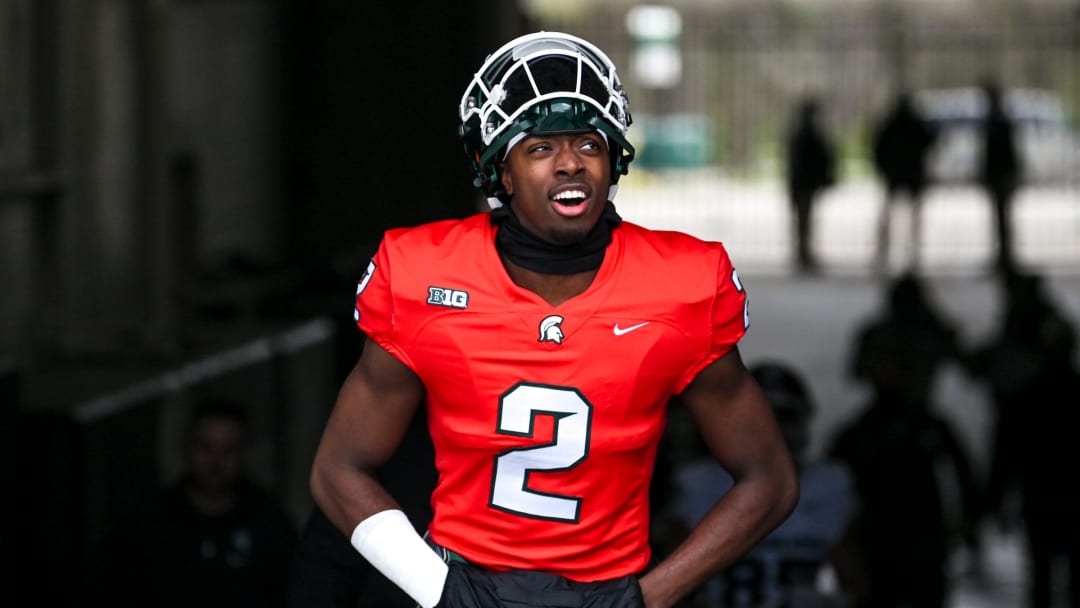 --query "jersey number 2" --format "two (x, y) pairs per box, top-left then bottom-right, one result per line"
(489, 383), (592, 523)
